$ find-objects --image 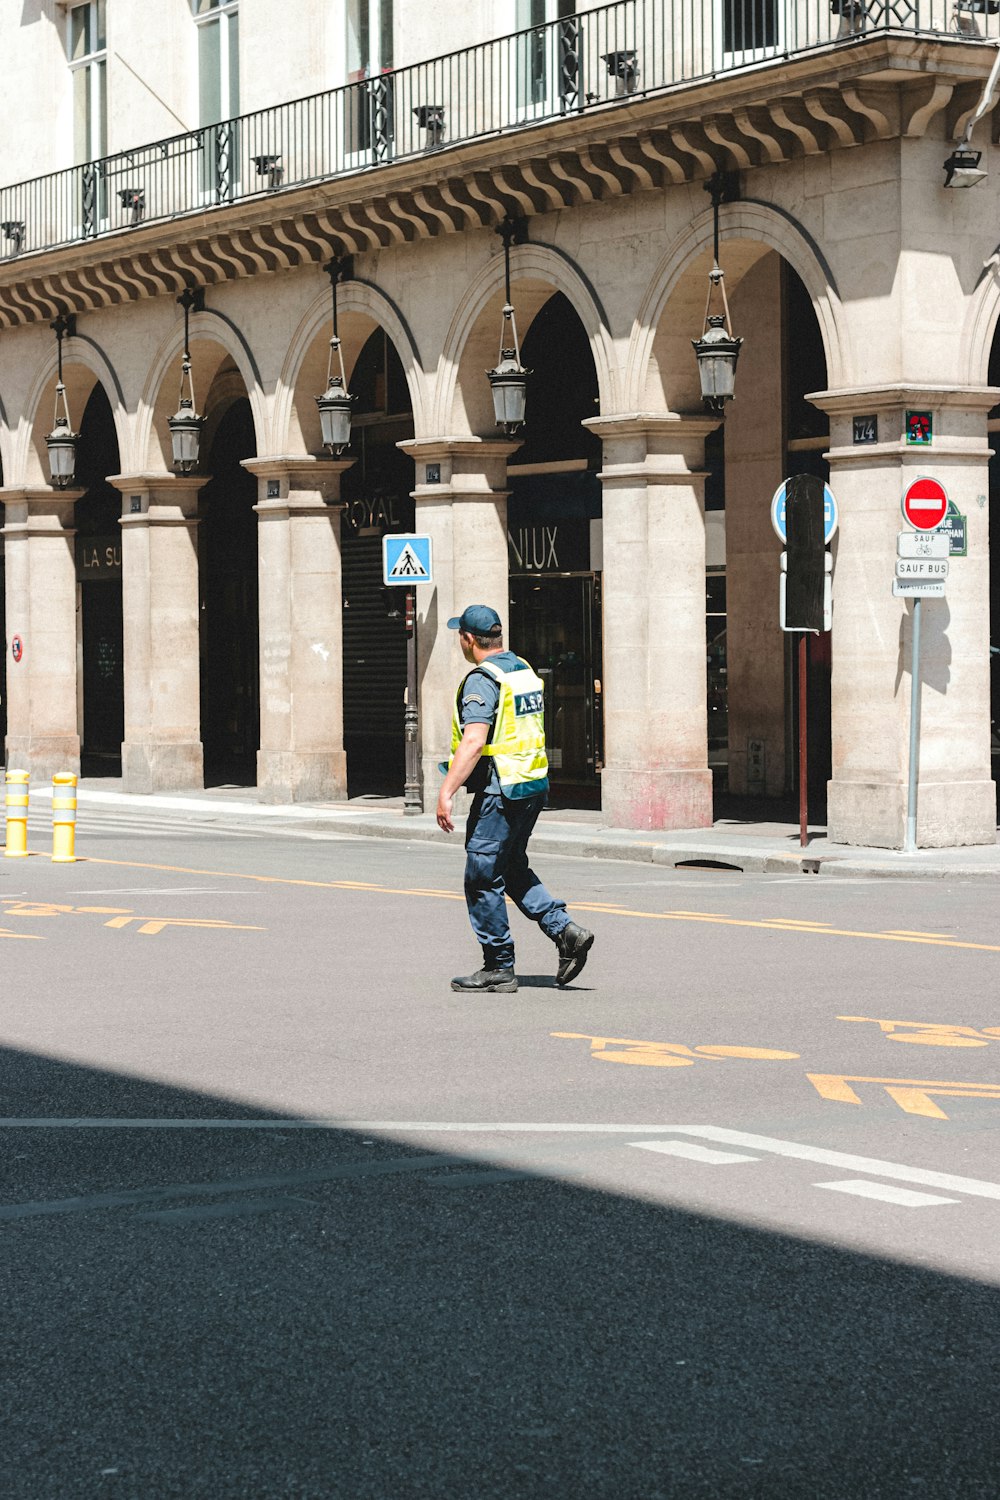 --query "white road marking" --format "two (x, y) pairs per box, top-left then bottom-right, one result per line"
(631, 1141), (759, 1165)
(0, 1119), (997, 1204)
(668, 1126), (1000, 1202)
(66, 888), (259, 896)
(814, 1180), (959, 1208)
